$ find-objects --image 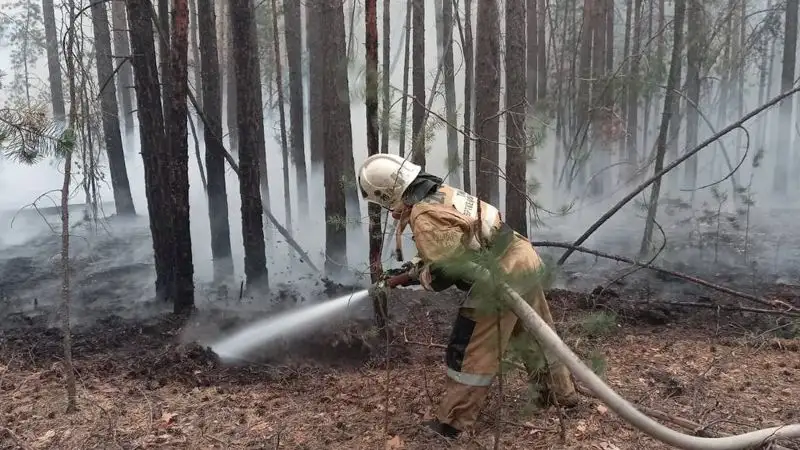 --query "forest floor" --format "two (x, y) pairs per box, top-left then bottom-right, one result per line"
(1, 212), (800, 449)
